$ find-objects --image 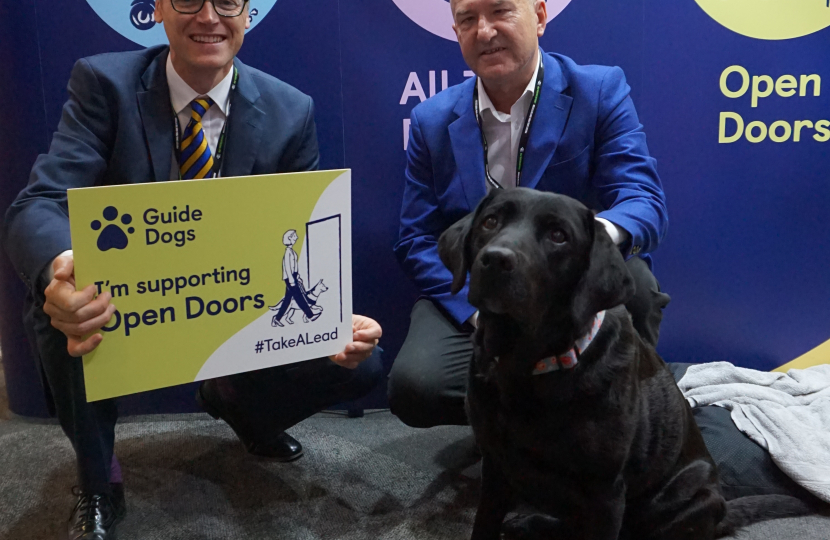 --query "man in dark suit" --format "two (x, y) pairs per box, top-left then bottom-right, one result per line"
(4, 1), (382, 538)
(389, 0), (669, 427)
